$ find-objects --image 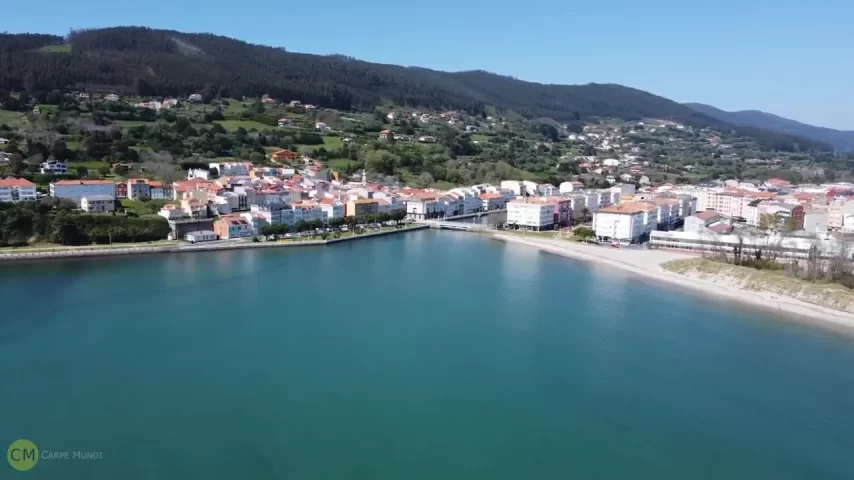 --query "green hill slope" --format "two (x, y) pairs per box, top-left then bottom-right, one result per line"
(0, 27), (832, 152)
